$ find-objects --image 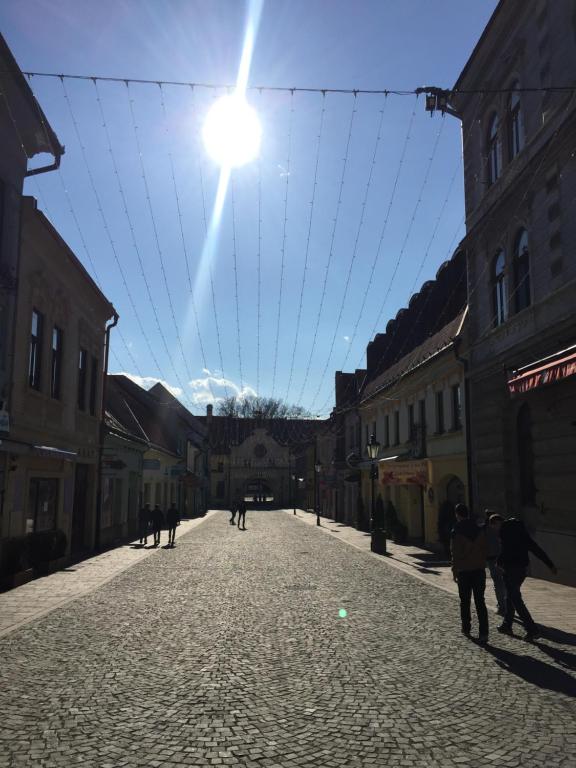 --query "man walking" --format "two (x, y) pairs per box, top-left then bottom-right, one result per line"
(237, 499), (247, 531)
(451, 503), (489, 644)
(166, 503), (180, 547)
(497, 518), (557, 641)
(485, 512), (506, 615)
(138, 503), (151, 545)
(152, 504), (164, 547)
